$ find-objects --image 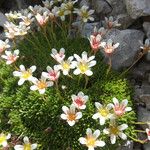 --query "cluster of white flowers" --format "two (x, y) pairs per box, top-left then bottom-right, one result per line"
(0, 133), (37, 150)
(51, 48), (96, 76)
(78, 97), (132, 149)
(61, 91), (89, 126)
